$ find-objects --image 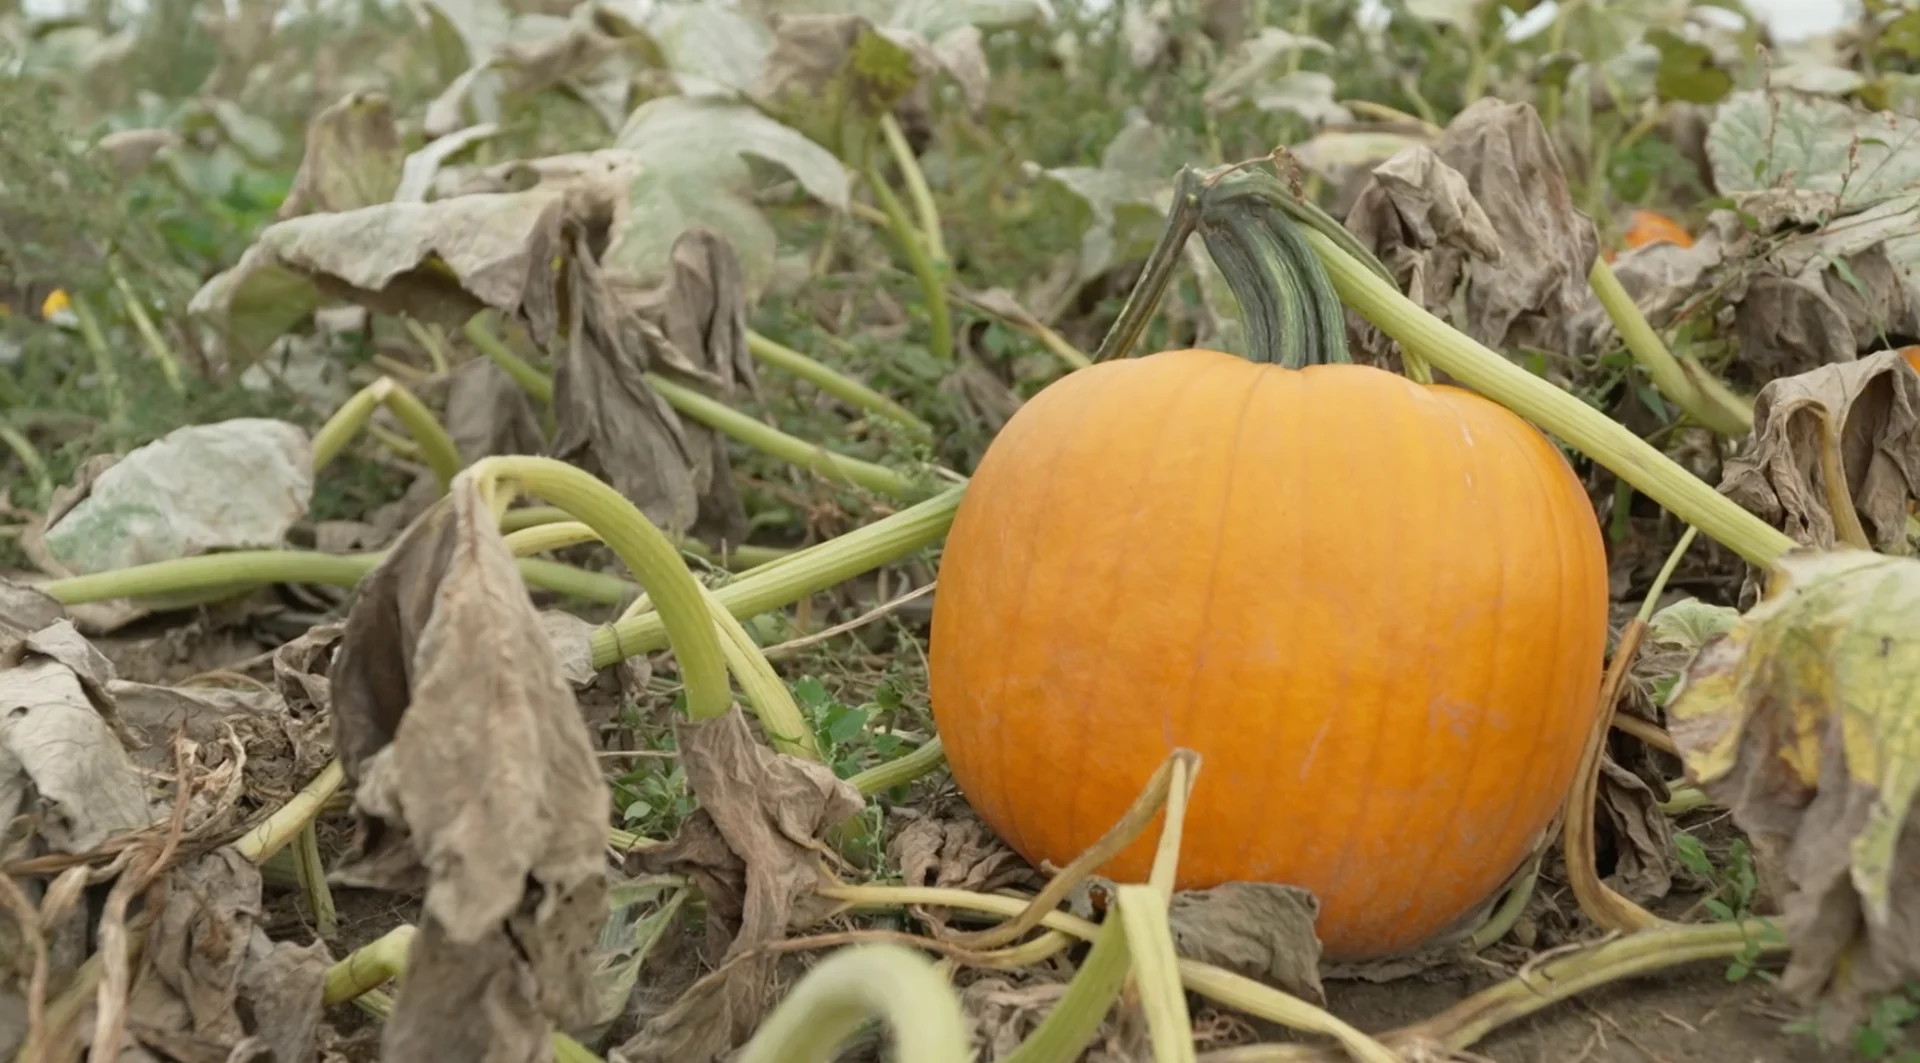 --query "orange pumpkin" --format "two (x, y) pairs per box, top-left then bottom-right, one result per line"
(929, 349), (1610, 960)
(1623, 210), (1692, 252)
(1901, 346), (1920, 372)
